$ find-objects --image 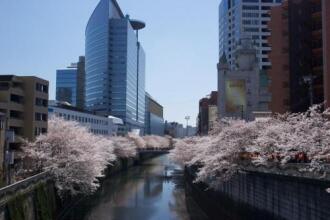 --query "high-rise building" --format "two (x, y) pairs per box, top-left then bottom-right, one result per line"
(219, 0), (282, 70)
(85, 0), (146, 133)
(56, 56), (85, 109)
(268, 0), (330, 113)
(145, 93), (164, 136)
